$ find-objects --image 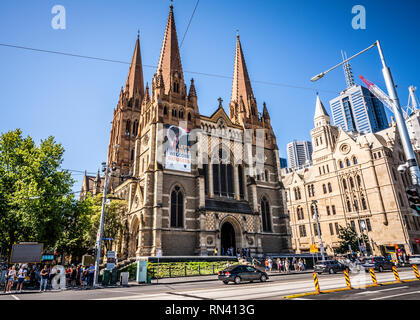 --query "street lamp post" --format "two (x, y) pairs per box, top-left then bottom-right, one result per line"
(311, 40), (420, 187)
(93, 161), (111, 287)
(312, 200), (326, 260)
(354, 201), (367, 256)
